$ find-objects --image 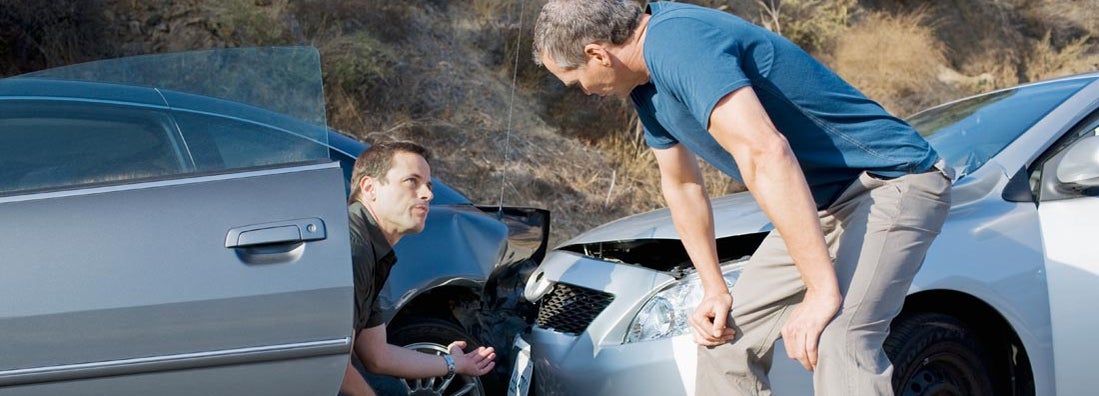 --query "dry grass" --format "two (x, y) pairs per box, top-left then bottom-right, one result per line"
(754, 0), (857, 55)
(0, 0), (114, 73)
(205, 0), (289, 45)
(1025, 31), (1096, 82)
(832, 10), (956, 116)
